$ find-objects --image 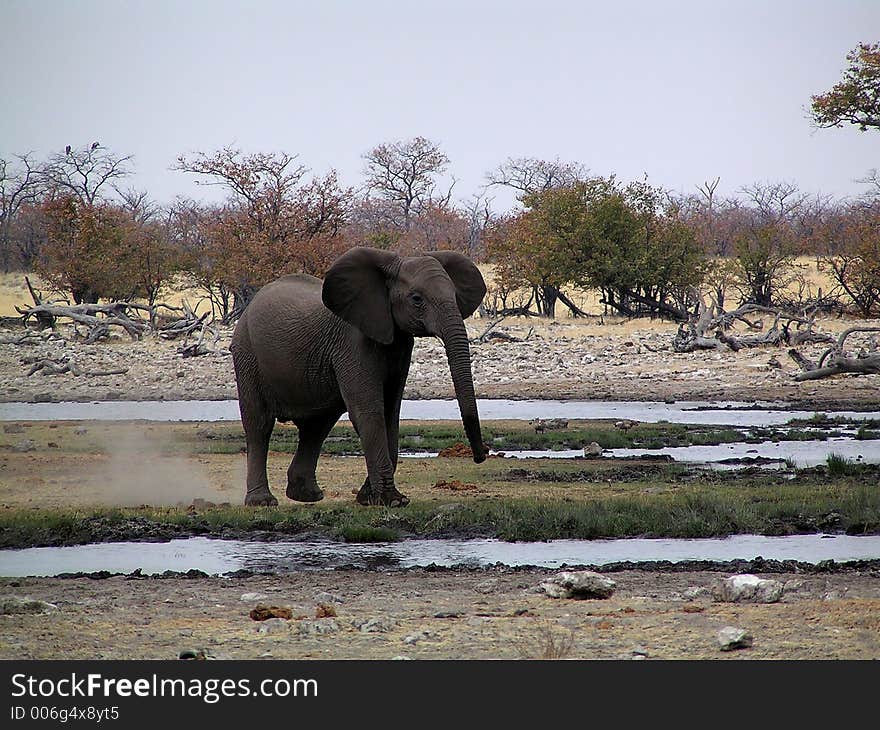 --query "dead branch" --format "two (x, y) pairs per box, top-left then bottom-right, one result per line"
(790, 326), (880, 381)
(178, 317), (221, 357)
(25, 277), (55, 330)
(674, 298), (833, 353)
(16, 302), (148, 340)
